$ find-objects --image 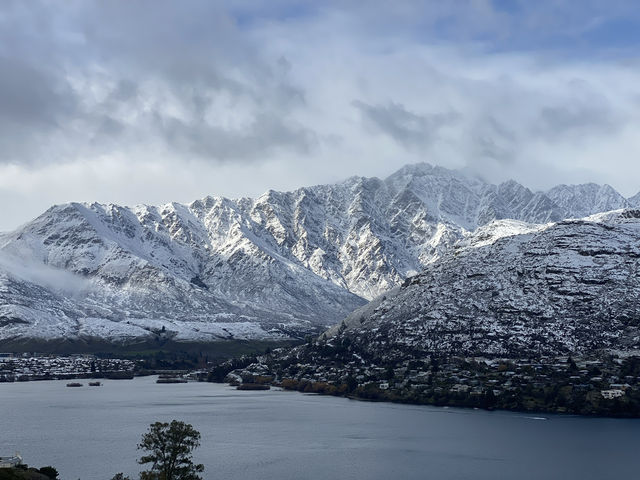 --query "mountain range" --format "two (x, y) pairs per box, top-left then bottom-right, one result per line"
(228, 209), (640, 417)
(0, 162), (638, 348)
(323, 209), (640, 359)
